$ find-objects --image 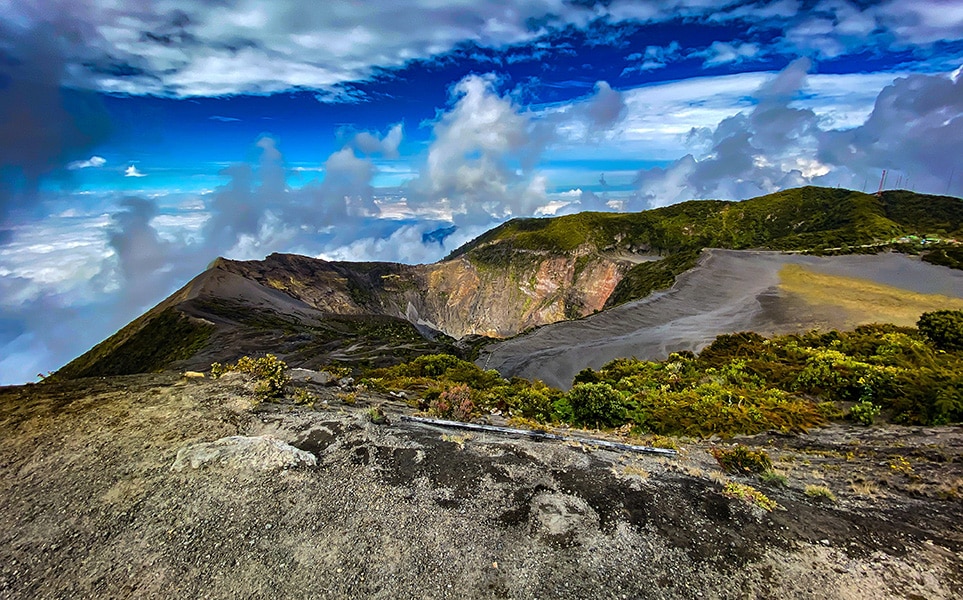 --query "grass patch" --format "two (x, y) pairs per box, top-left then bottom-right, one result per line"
(804, 485), (837, 503)
(779, 265), (963, 327)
